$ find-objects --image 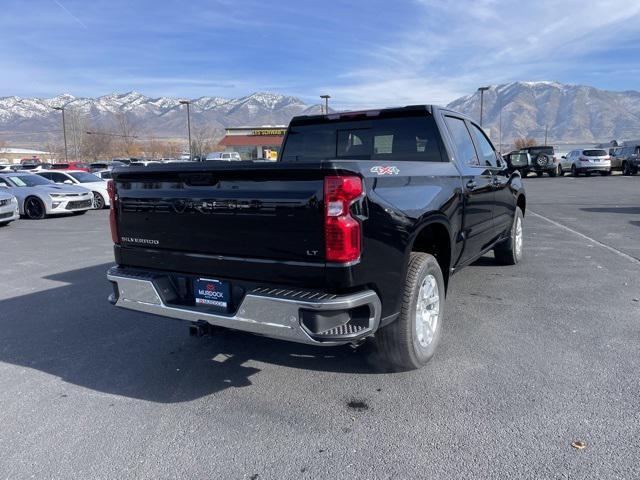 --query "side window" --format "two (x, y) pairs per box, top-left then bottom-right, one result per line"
(0, 178), (8, 187)
(39, 172), (51, 180)
(50, 173), (67, 183)
(444, 116), (479, 166)
(469, 123), (498, 167)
